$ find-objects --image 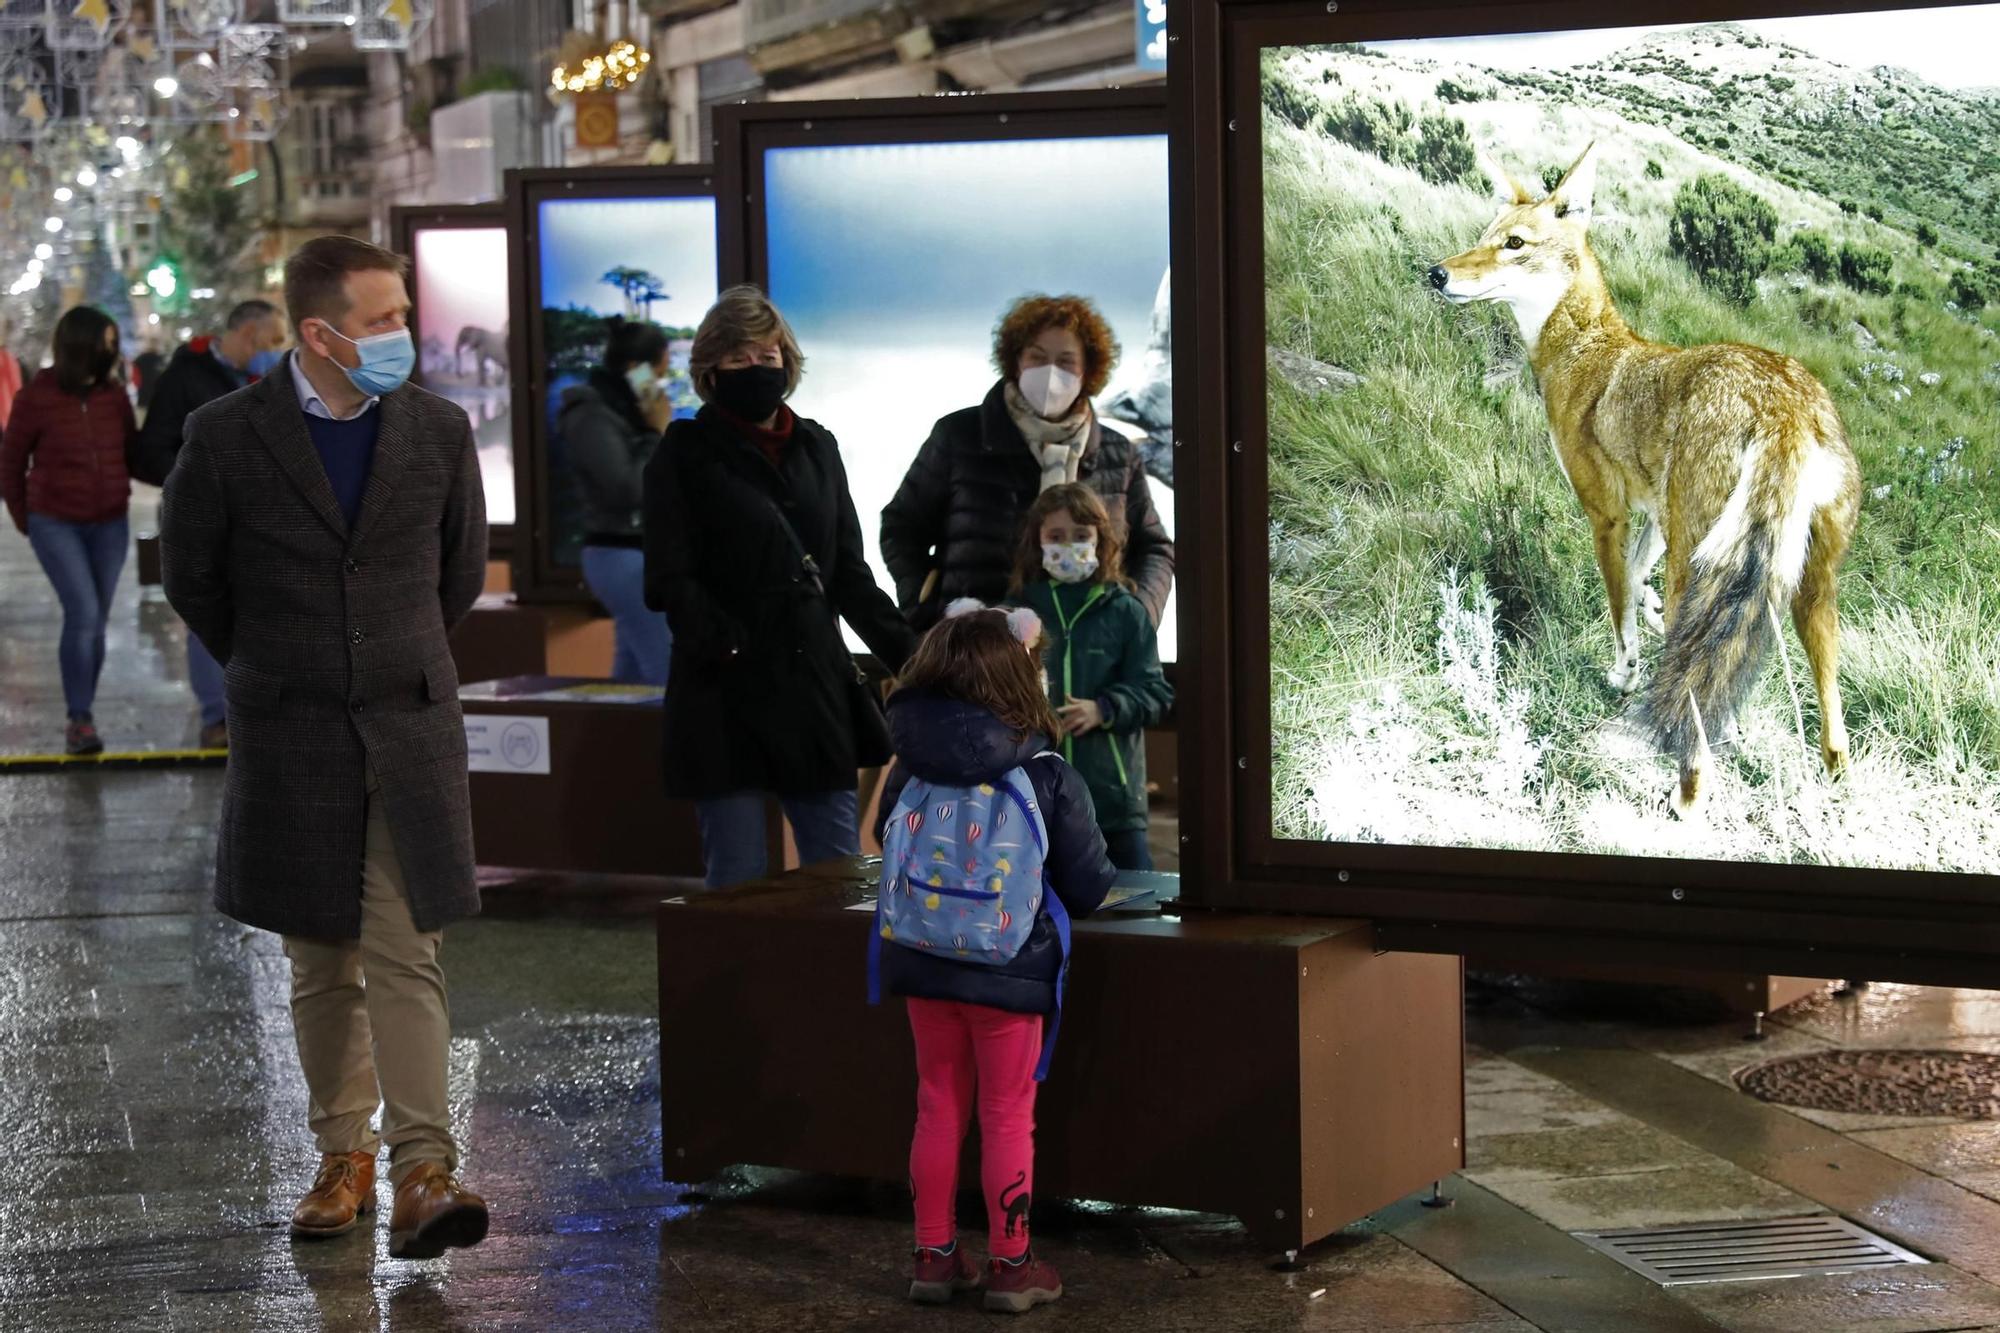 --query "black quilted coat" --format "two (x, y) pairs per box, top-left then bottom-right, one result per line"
(879, 380), (1174, 628)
